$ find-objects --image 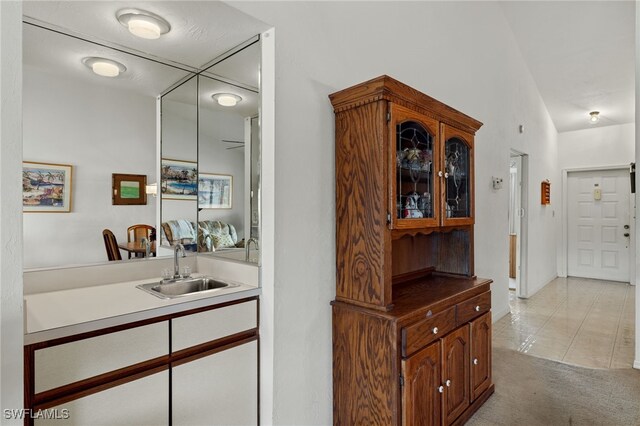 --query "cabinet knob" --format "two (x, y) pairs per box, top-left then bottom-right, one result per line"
(438, 171), (444, 178)
(444, 172), (449, 178)
(445, 379), (451, 387)
(473, 358), (478, 365)
(432, 327), (439, 334)
(438, 385), (444, 393)
(475, 305), (481, 312)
